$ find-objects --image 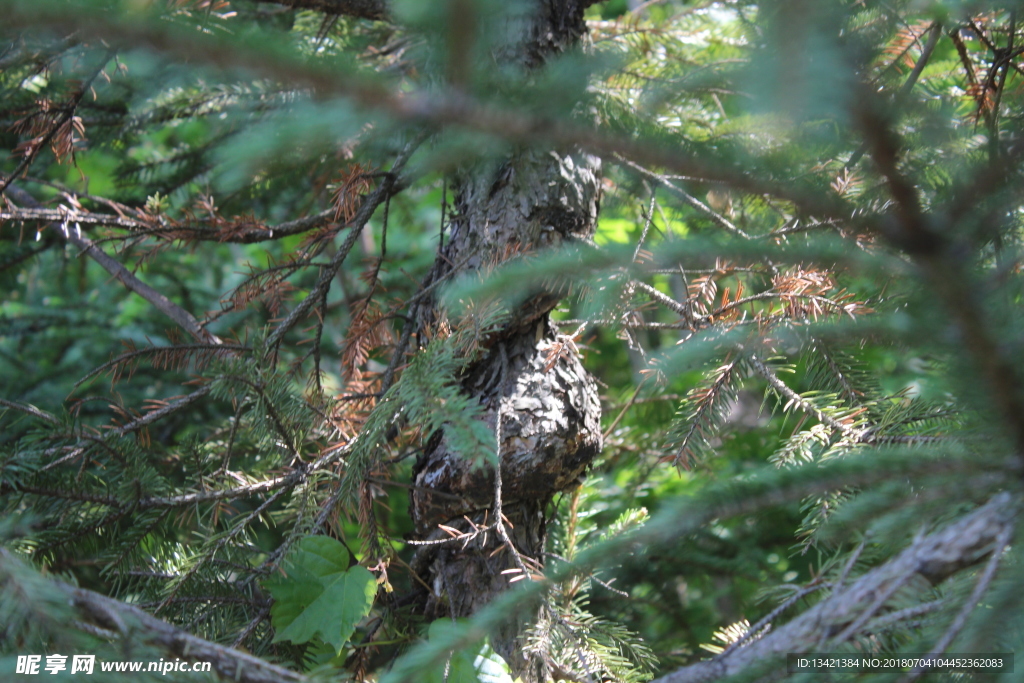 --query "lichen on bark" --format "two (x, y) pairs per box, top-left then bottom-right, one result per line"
(407, 5), (603, 679)
(410, 155), (603, 680)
